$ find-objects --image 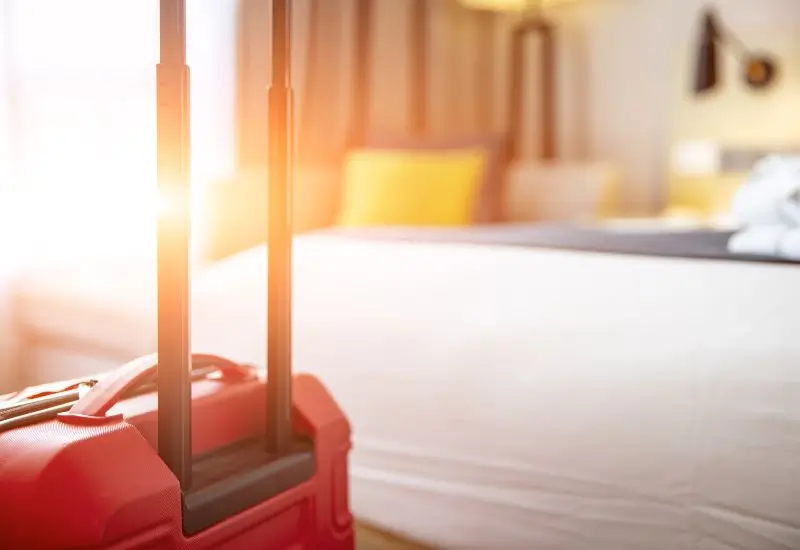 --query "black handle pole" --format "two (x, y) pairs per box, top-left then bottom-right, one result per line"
(266, 0), (294, 454)
(156, 0), (193, 489)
